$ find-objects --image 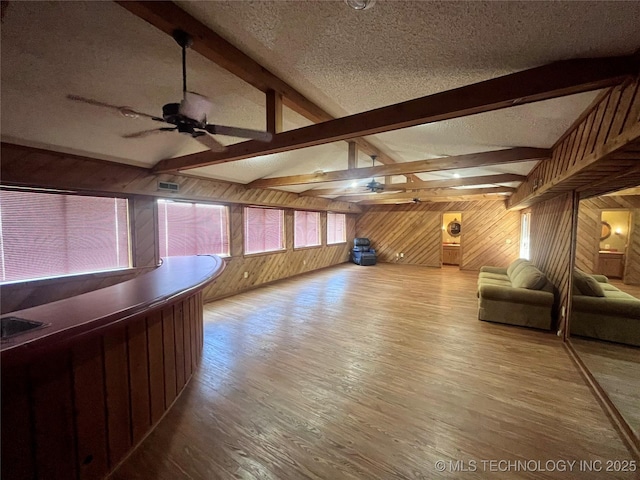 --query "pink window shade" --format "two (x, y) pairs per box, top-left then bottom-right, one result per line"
(157, 200), (229, 257)
(327, 212), (346, 244)
(0, 190), (130, 283)
(244, 207), (284, 254)
(294, 211), (320, 248)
